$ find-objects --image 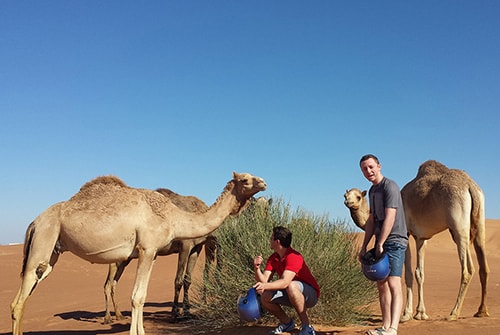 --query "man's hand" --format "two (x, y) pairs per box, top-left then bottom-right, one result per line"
(358, 248), (366, 262)
(254, 254), (263, 269)
(253, 282), (266, 295)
